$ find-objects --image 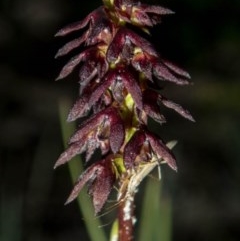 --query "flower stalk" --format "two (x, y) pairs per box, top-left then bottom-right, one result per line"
(118, 194), (134, 241)
(54, 0), (194, 240)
